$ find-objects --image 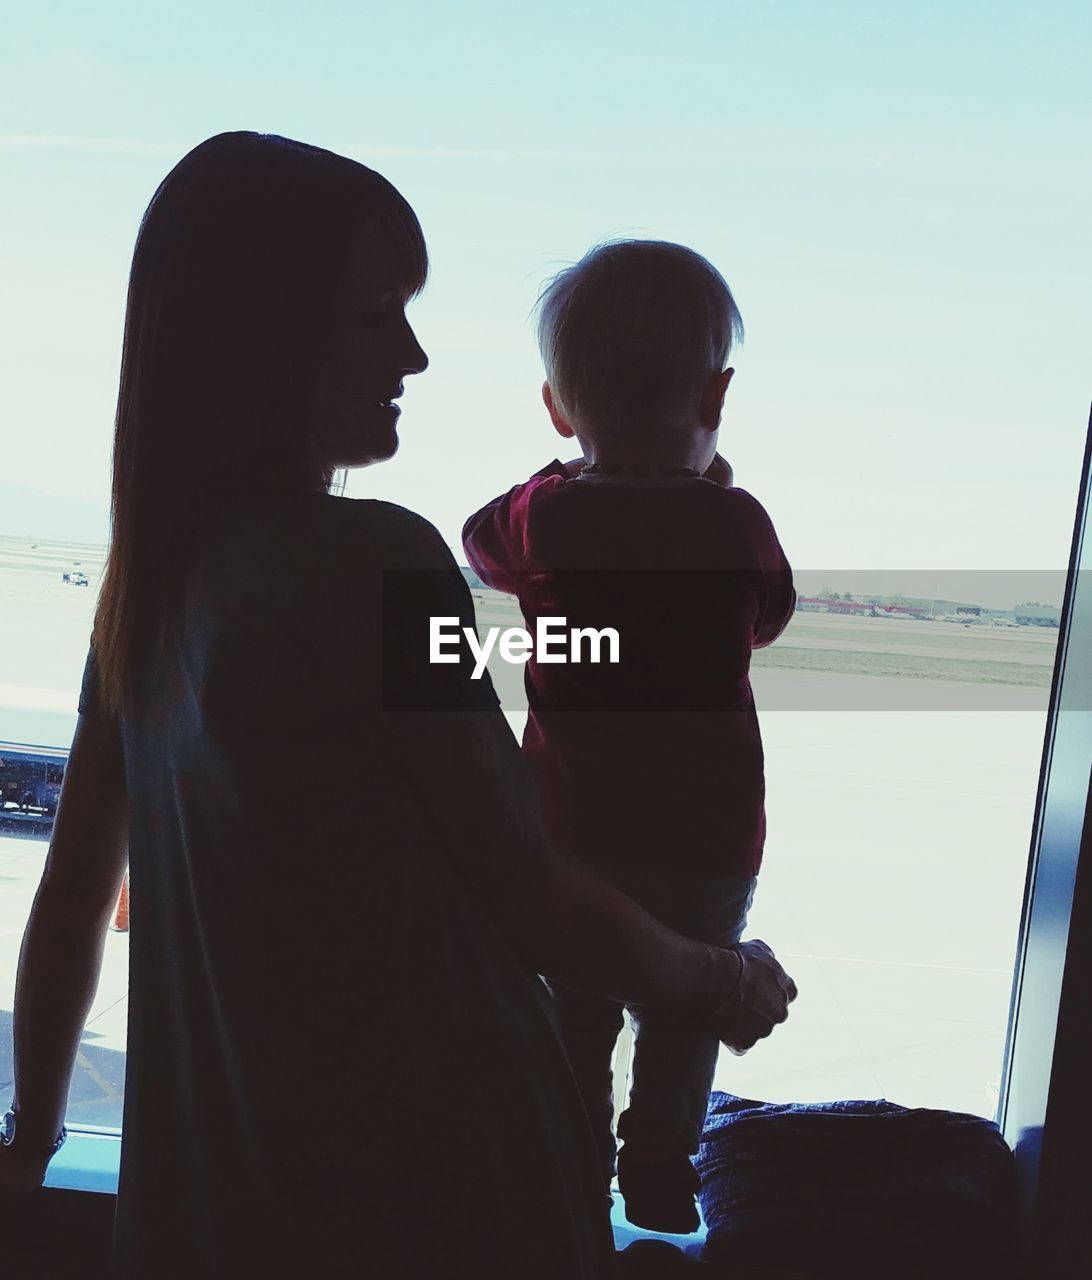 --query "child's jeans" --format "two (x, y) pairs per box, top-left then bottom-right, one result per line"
(545, 863), (757, 1183)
